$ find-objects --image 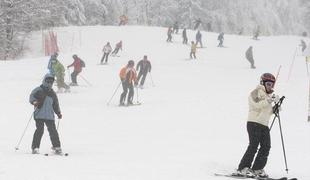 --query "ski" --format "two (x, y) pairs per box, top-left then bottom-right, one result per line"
(127, 103), (142, 106)
(118, 103), (142, 107)
(44, 152), (69, 156)
(214, 173), (296, 180)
